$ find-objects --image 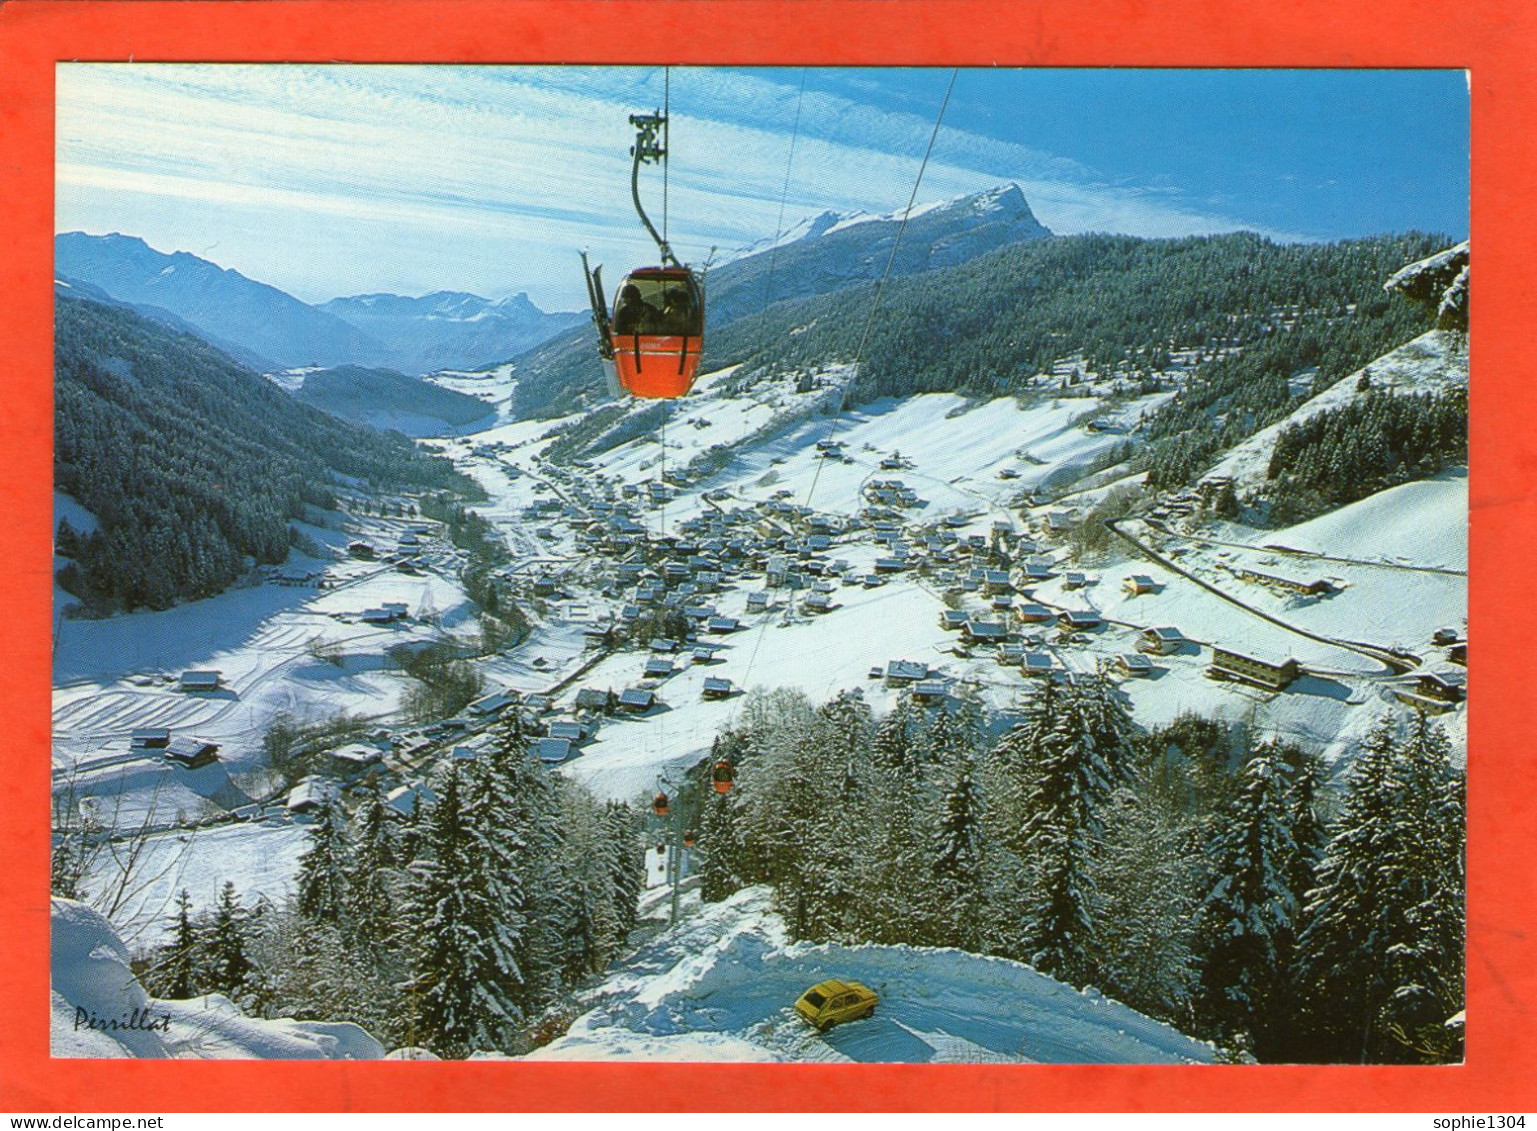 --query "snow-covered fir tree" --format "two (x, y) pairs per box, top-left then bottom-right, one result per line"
(1191, 750), (1301, 1054)
(1295, 718), (1464, 1063)
(992, 674), (1131, 986)
(145, 888), (203, 1000)
(347, 780), (398, 947)
(930, 760), (986, 951)
(295, 797), (351, 925)
(405, 762), (526, 1056)
(204, 880), (257, 1006)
